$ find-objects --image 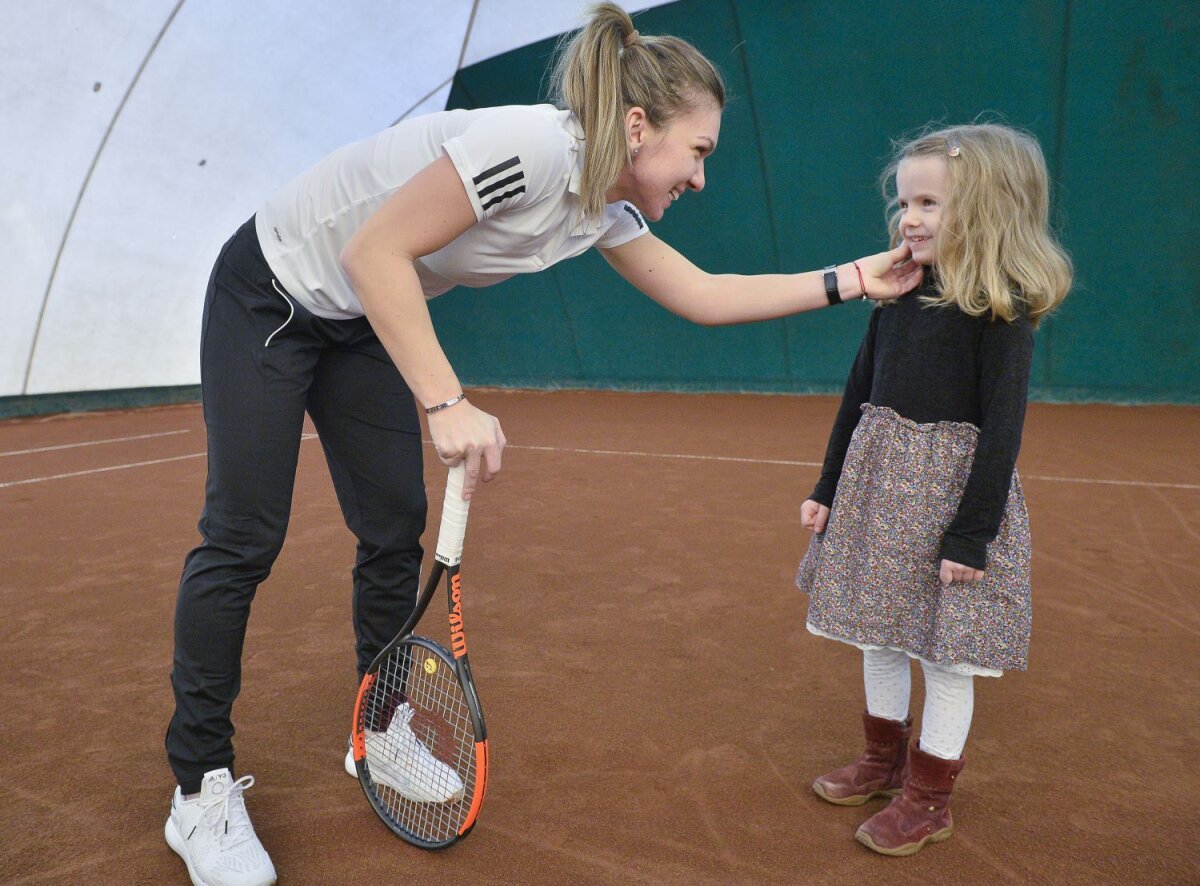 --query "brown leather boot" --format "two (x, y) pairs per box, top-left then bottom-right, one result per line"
(855, 745), (966, 856)
(812, 711), (912, 806)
